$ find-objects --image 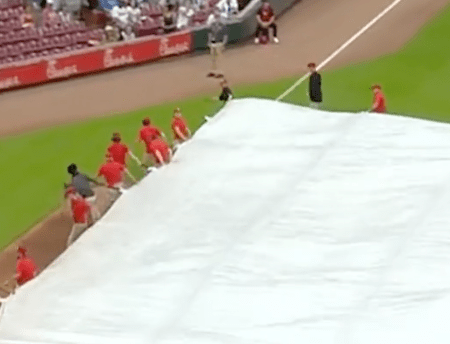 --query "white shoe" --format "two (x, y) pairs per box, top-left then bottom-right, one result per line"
(273, 37), (279, 44)
(254, 37), (259, 44)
